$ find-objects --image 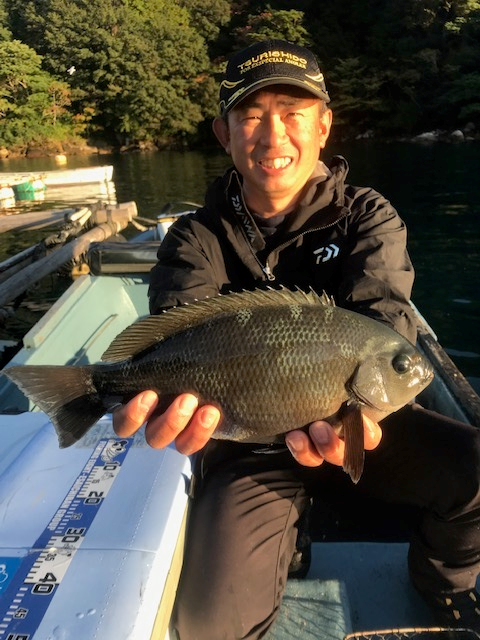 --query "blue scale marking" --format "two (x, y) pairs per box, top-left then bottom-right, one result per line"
(0, 437), (132, 639)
